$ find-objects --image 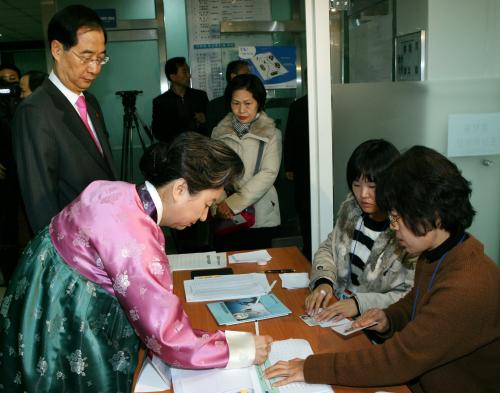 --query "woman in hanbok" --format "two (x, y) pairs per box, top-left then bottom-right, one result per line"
(0, 132), (273, 392)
